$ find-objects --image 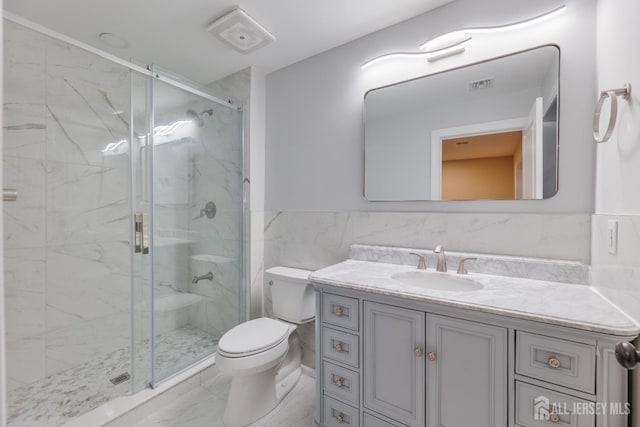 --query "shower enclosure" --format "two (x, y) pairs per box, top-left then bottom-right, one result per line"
(3, 18), (245, 426)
